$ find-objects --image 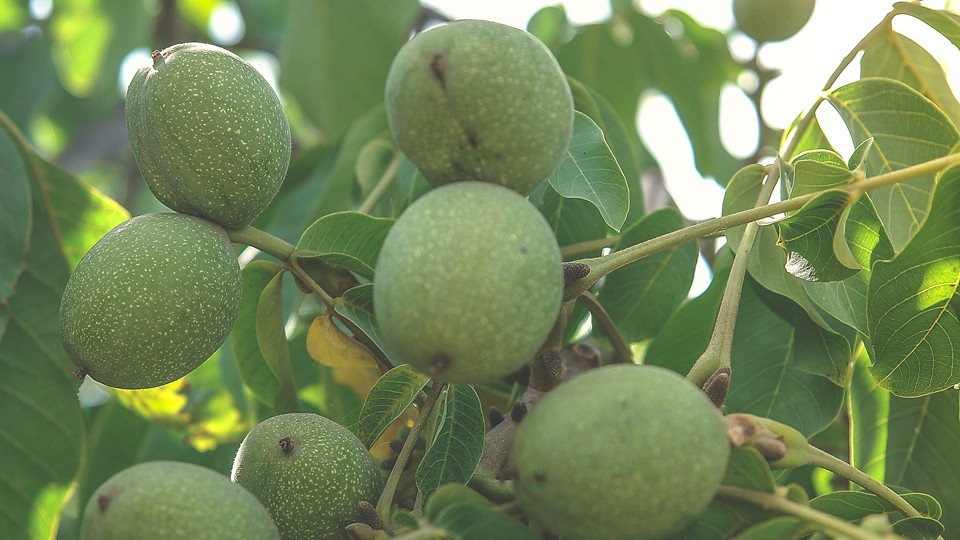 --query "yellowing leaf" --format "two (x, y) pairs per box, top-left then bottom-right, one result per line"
(332, 361), (400, 460)
(306, 315), (378, 368)
(332, 364), (380, 400)
(113, 379), (190, 427)
(184, 391), (249, 452)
